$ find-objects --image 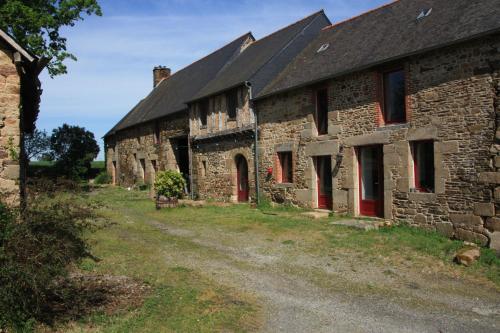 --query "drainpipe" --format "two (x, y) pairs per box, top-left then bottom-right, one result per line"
(246, 81), (260, 205)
